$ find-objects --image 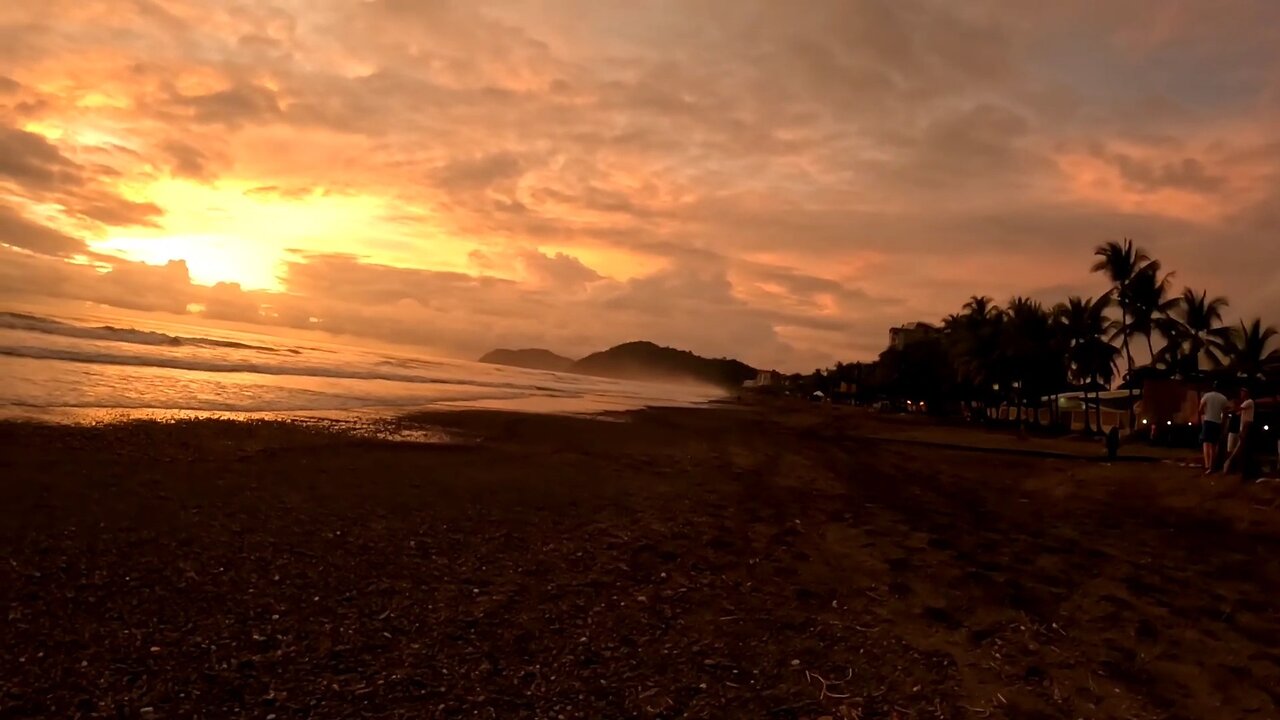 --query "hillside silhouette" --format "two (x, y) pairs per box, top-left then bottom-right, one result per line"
(574, 341), (756, 388)
(478, 348), (575, 373)
(479, 341), (757, 389)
